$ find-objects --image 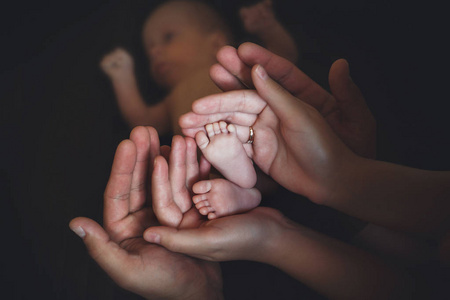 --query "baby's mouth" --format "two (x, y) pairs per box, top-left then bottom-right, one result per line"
(153, 62), (170, 76)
